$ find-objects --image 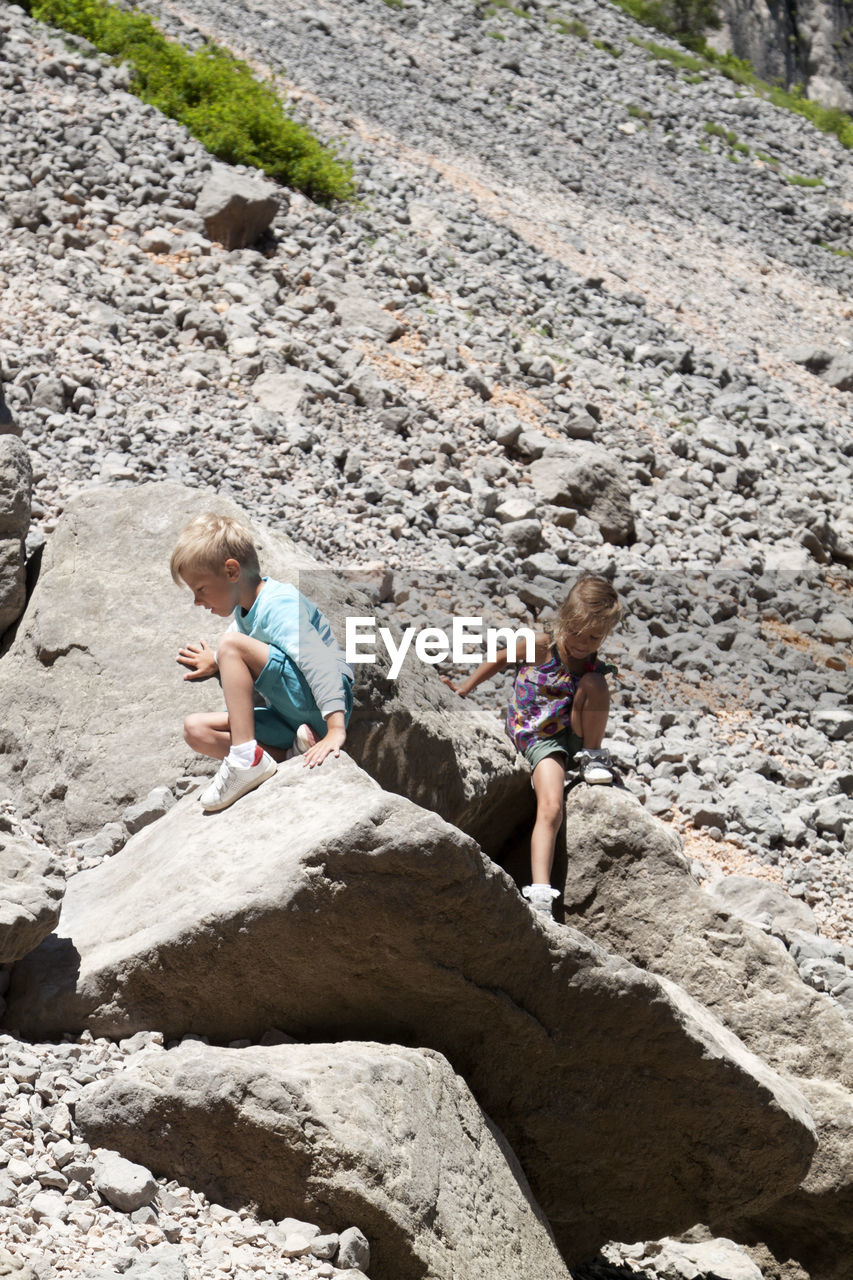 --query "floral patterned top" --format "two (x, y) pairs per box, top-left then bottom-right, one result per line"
(506, 645), (617, 754)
